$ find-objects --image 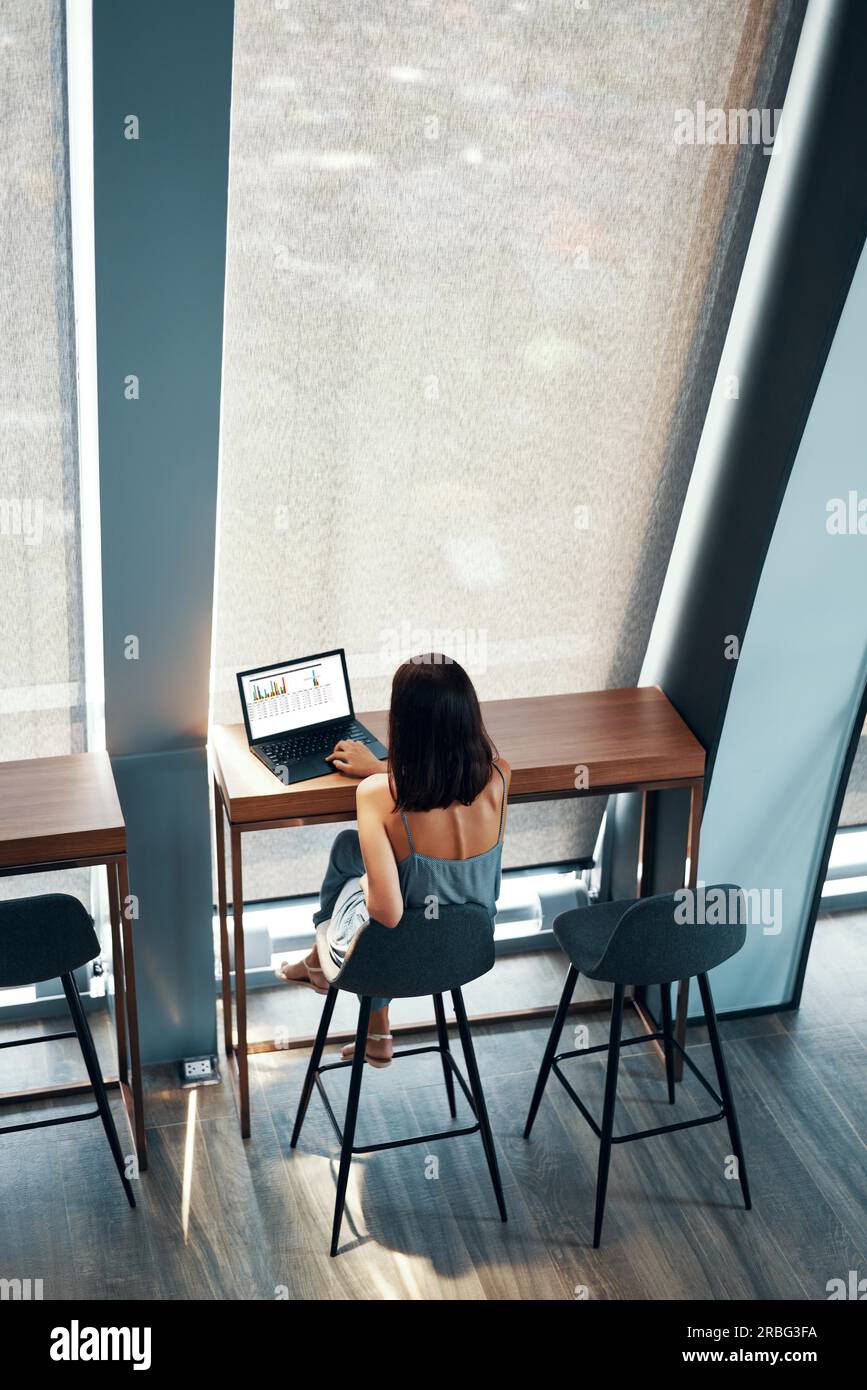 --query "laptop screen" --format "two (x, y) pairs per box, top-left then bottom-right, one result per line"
(239, 652), (351, 741)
